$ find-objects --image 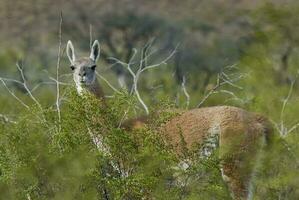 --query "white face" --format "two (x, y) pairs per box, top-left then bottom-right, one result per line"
(72, 58), (97, 86)
(66, 40), (100, 90)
